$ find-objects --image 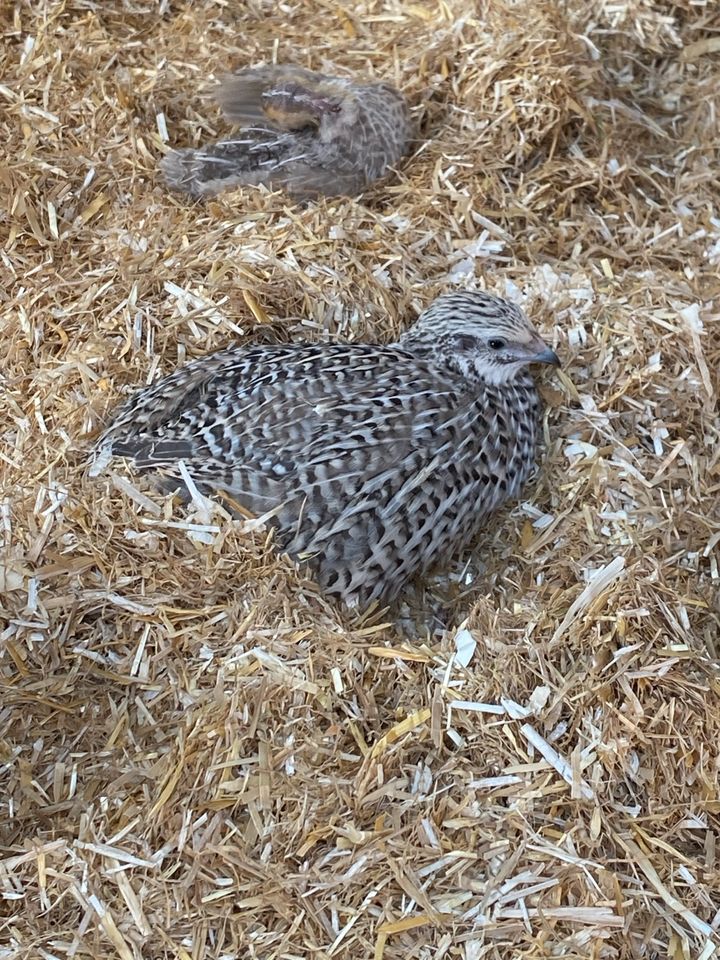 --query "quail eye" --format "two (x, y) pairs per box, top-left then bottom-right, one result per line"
(488, 338), (506, 350)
